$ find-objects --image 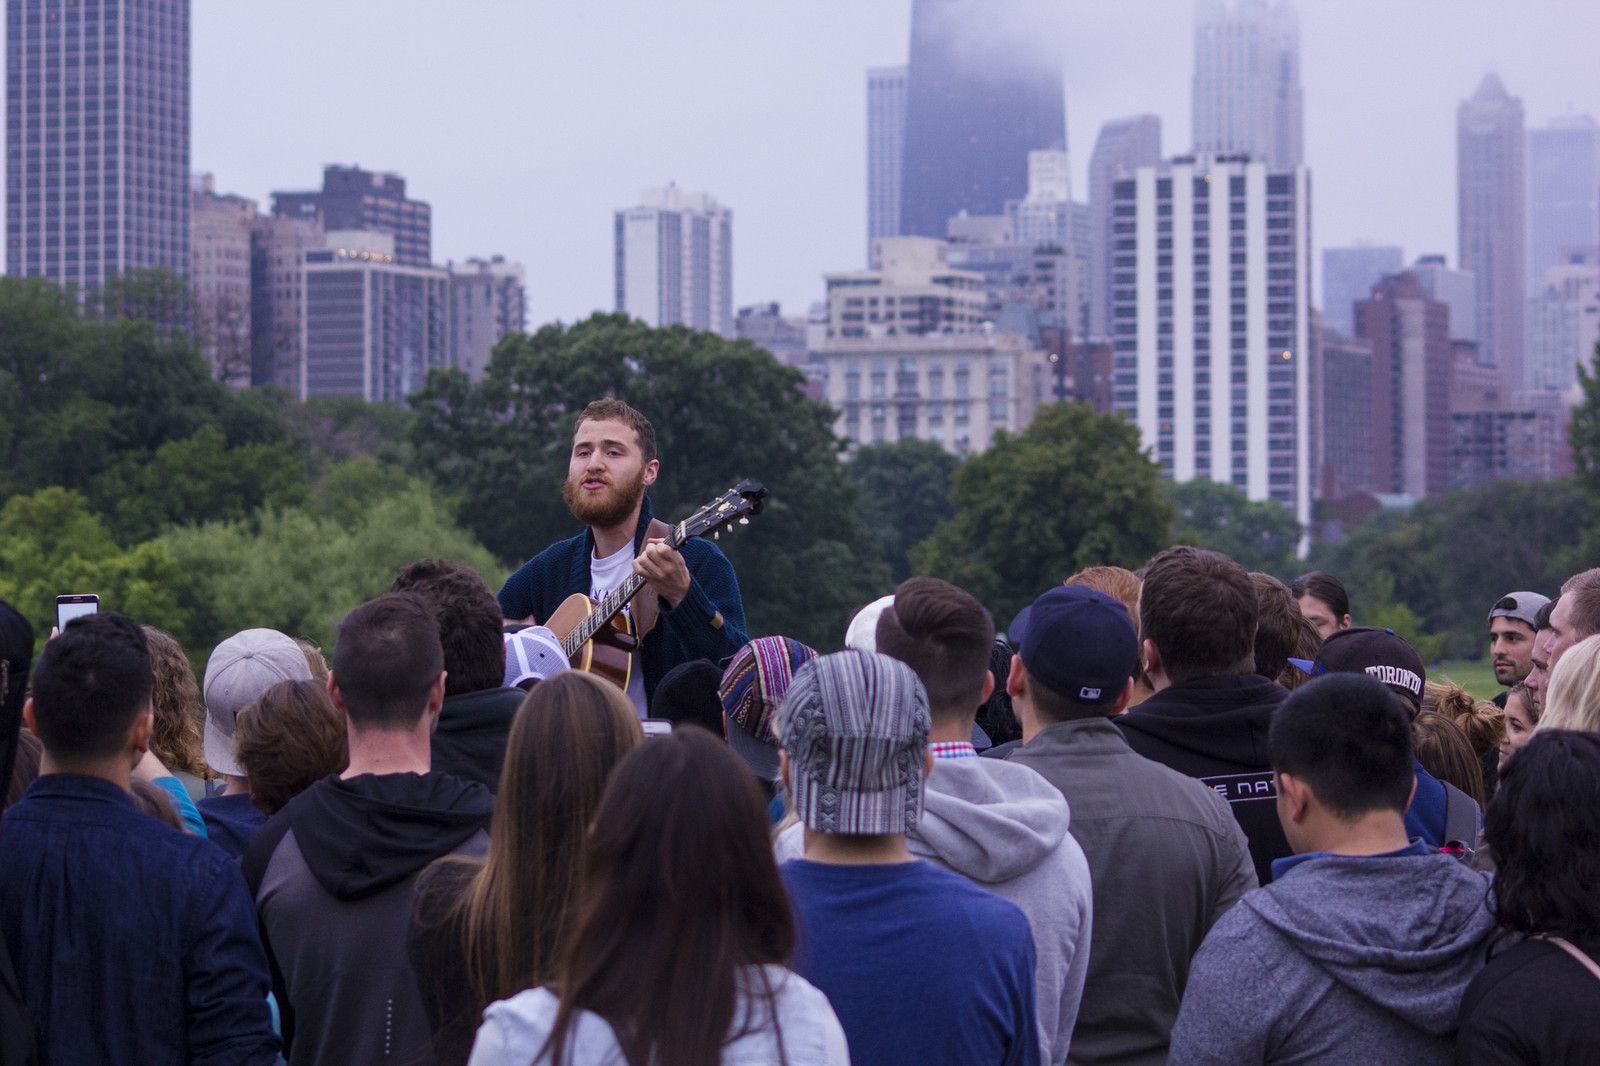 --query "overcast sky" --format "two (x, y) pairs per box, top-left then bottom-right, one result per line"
(192, 0), (1600, 329)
